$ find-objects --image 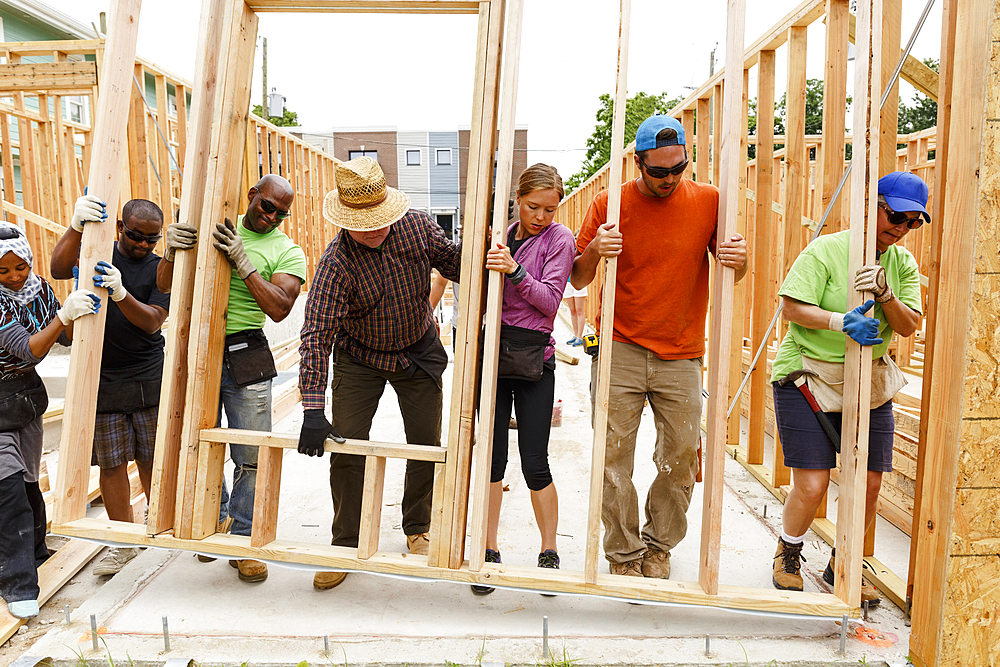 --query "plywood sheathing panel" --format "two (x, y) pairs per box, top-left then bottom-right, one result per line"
(939, 555), (1000, 667)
